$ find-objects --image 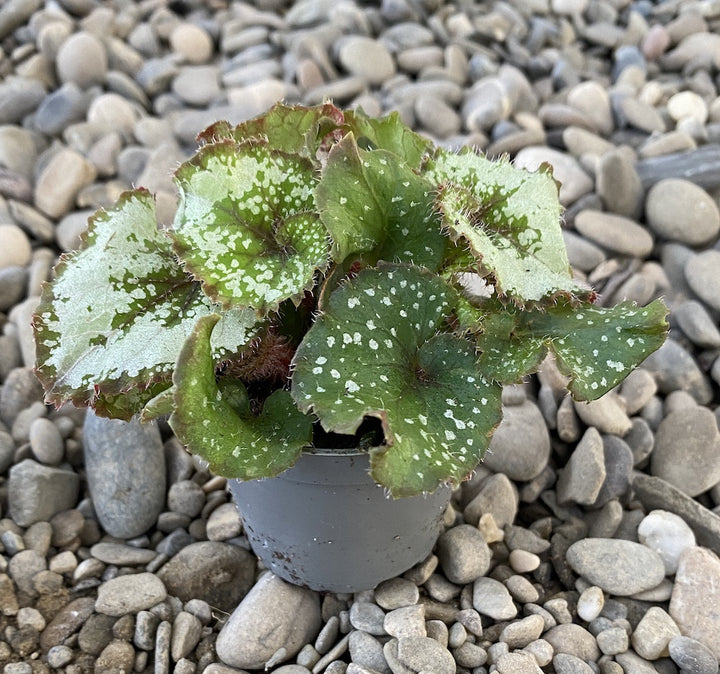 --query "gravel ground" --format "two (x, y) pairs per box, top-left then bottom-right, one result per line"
(1, 0), (720, 672)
